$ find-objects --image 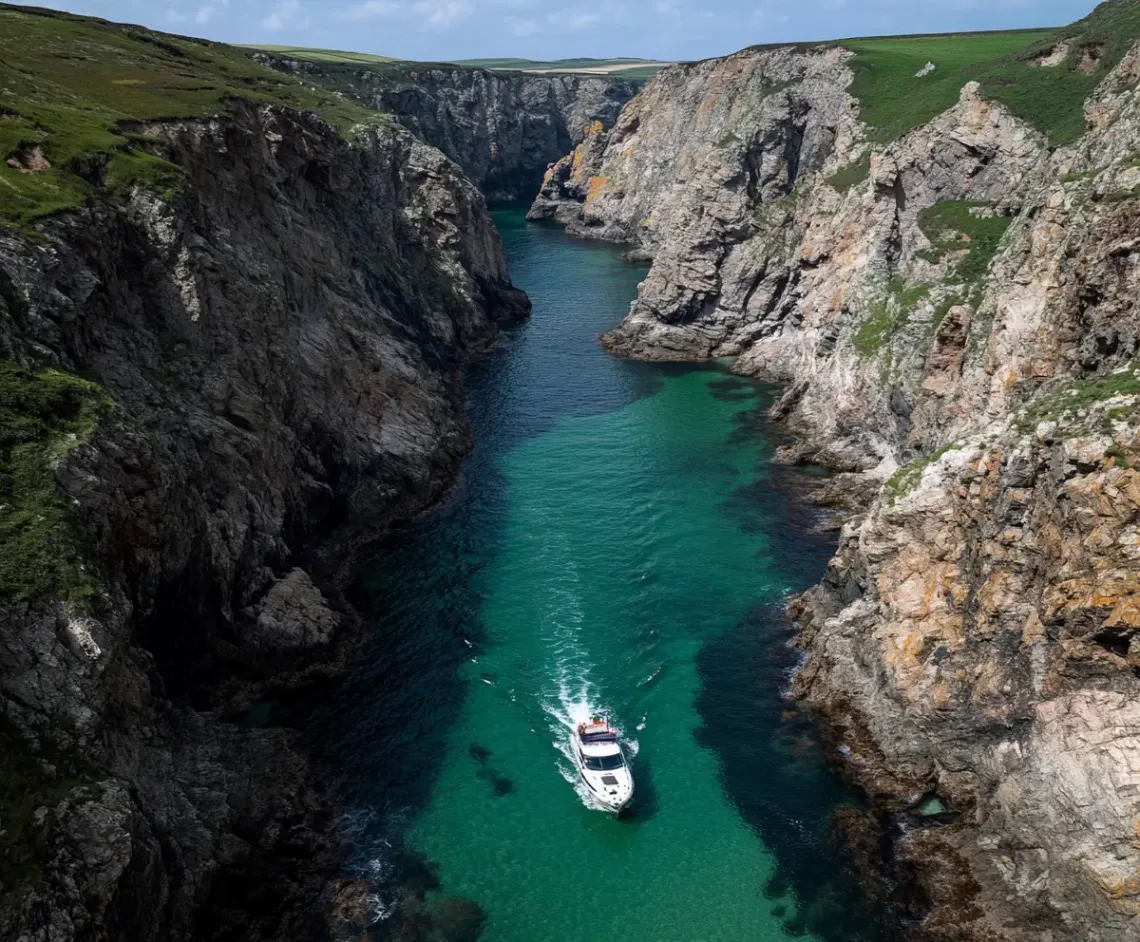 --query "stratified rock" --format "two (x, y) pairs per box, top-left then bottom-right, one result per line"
(254, 55), (637, 202)
(536, 29), (1140, 942)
